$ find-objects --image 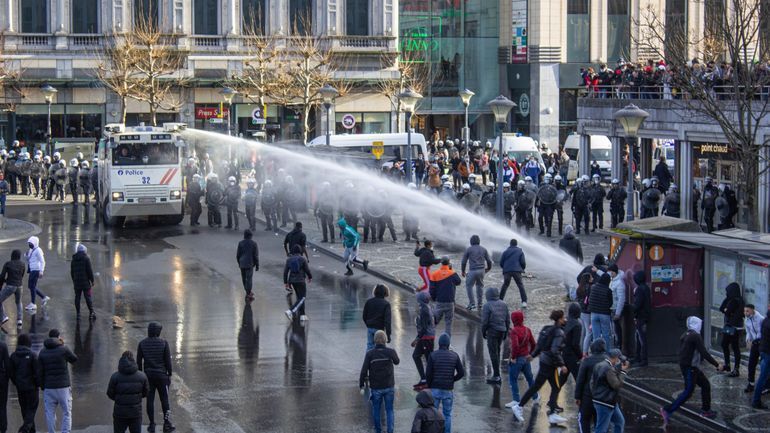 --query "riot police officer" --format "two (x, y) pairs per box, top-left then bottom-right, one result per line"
(502, 182), (515, 226)
(553, 175), (568, 235)
(377, 191), (397, 242)
(363, 189), (384, 243)
(571, 175), (591, 234)
(79, 161), (91, 205)
(243, 178), (259, 231)
(403, 183), (419, 241)
(6, 150), (17, 194)
(606, 178), (627, 228)
(90, 157), (100, 207)
(52, 154), (67, 202)
(314, 181), (336, 243)
(480, 181), (496, 217)
(514, 180), (534, 232)
(187, 173), (203, 226)
(205, 173), (224, 228)
(19, 153), (31, 196)
(662, 184), (680, 218)
(279, 175), (298, 227)
(340, 181), (360, 231)
(701, 177), (719, 232)
(640, 178), (661, 219)
(536, 173), (557, 237)
(31, 155), (44, 198)
(68, 158), (80, 204)
(261, 179), (279, 232)
(459, 183), (480, 213)
(224, 175), (241, 230)
(589, 174), (606, 231)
